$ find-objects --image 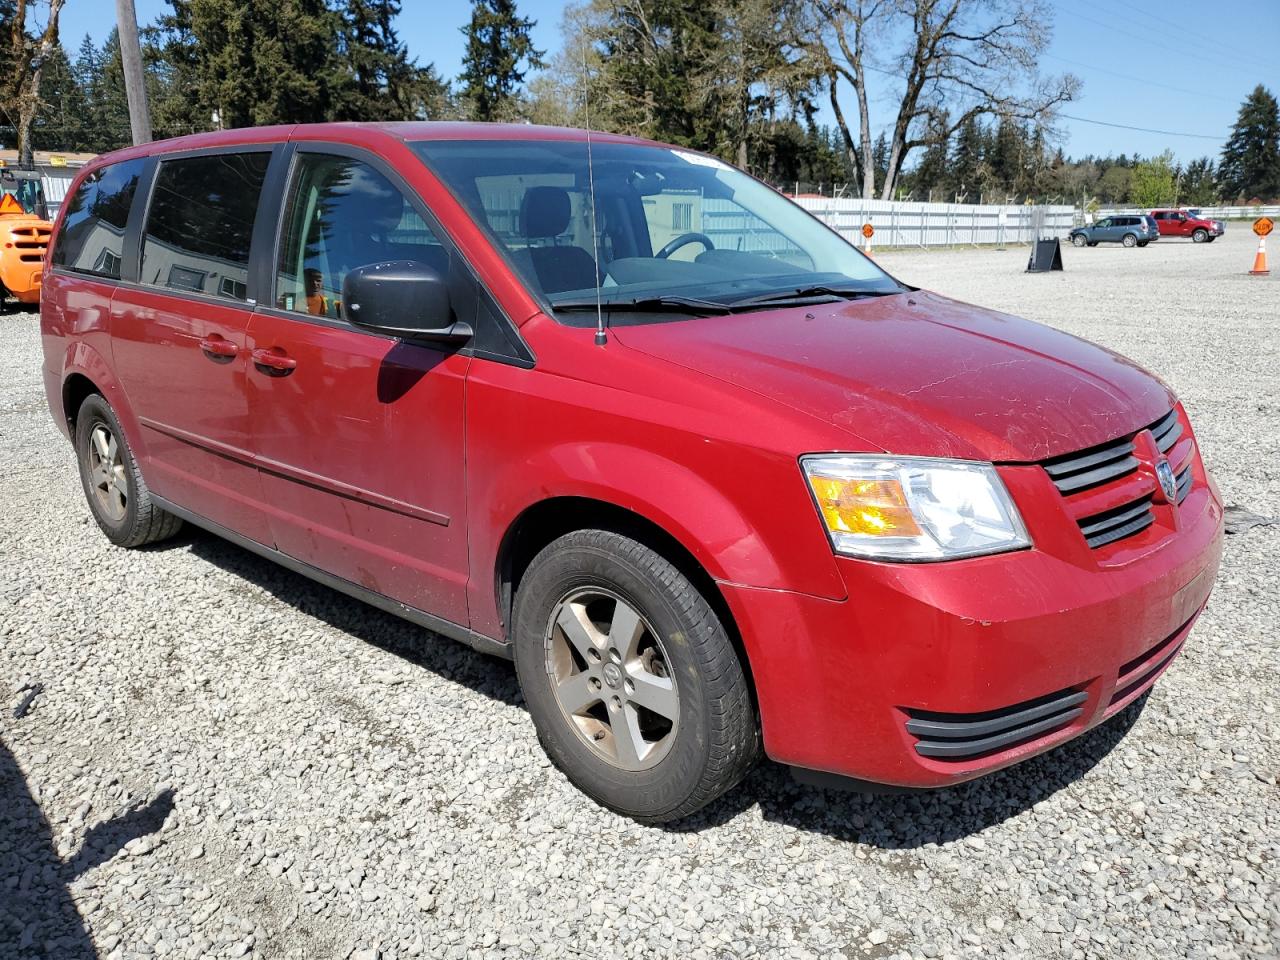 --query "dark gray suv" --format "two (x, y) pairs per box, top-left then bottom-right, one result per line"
(1069, 215), (1151, 248)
